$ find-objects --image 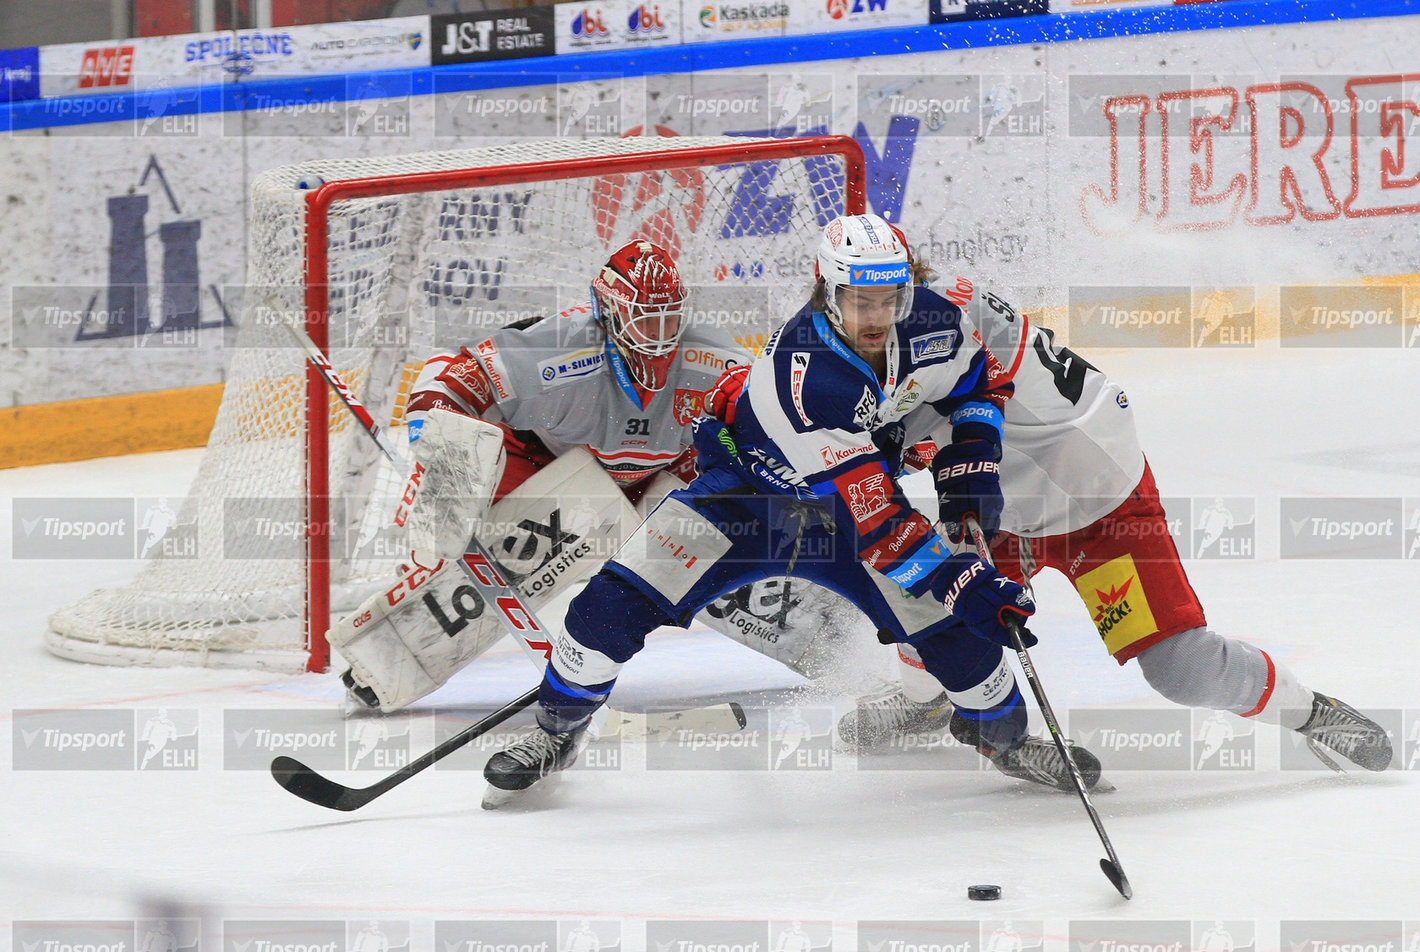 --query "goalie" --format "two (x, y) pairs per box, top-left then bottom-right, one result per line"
(330, 239), (846, 715)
